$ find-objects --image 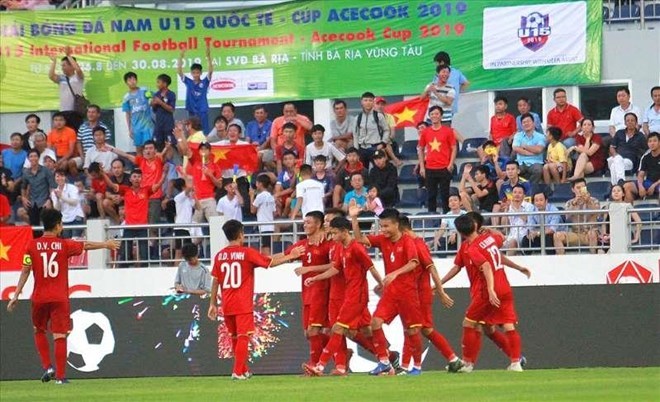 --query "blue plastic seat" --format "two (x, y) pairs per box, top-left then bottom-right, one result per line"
(611, 5), (640, 22)
(398, 164), (418, 184)
(645, 4), (660, 20)
(458, 137), (488, 158)
(399, 188), (426, 208)
(589, 181), (611, 201)
(549, 183), (574, 203)
(400, 140), (419, 160)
